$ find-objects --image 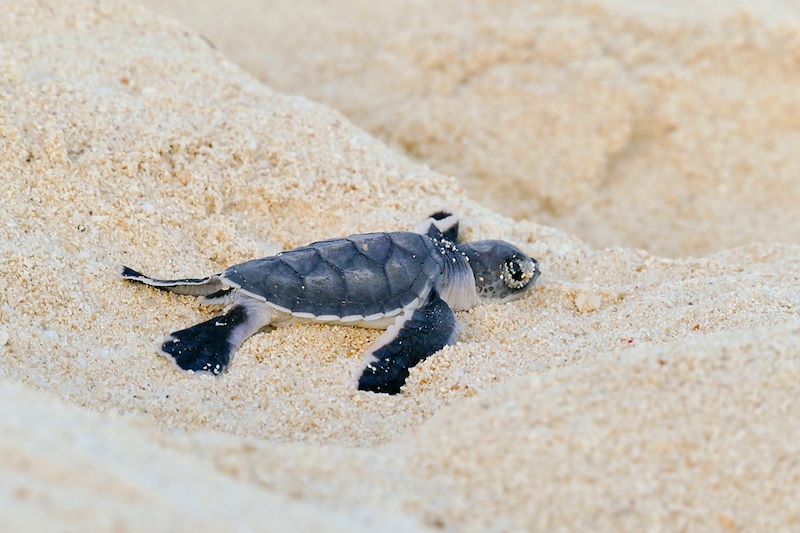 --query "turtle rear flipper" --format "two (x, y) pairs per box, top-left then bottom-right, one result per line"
(159, 302), (272, 374)
(121, 266), (225, 297)
(357, 290), (459, 394)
